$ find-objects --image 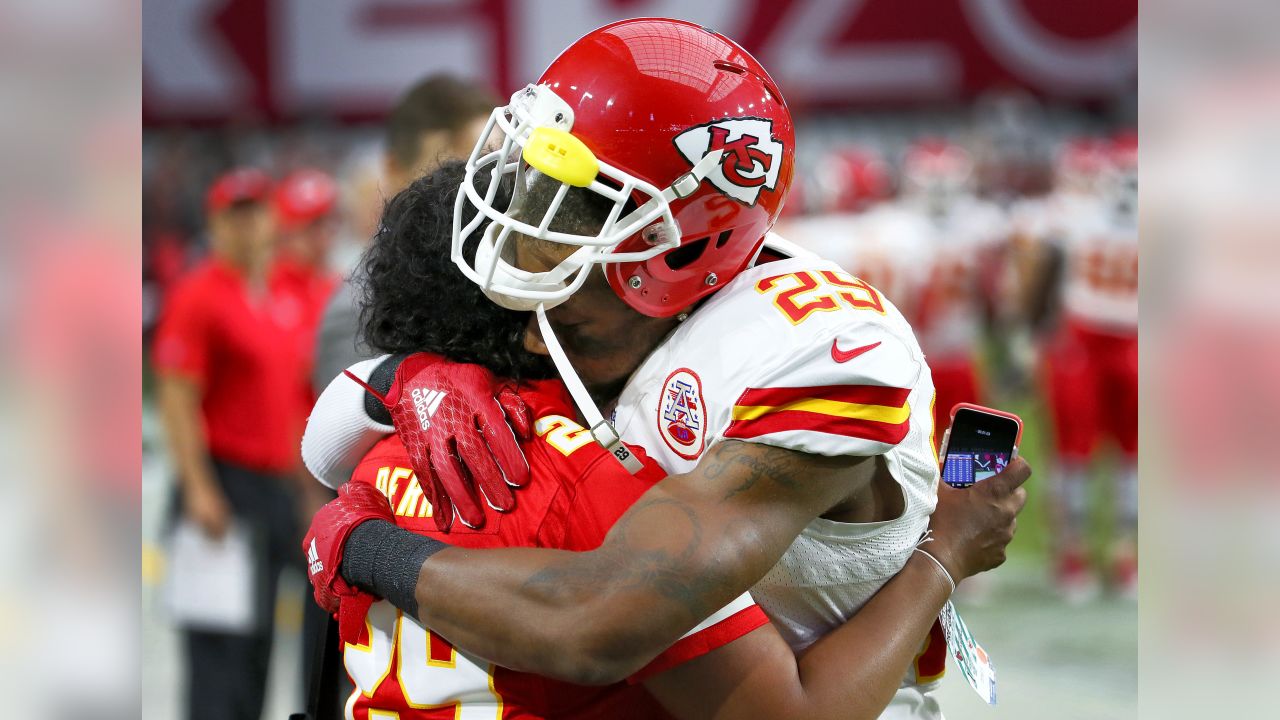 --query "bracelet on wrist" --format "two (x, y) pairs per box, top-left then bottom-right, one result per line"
(914, 547), (957, 594)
